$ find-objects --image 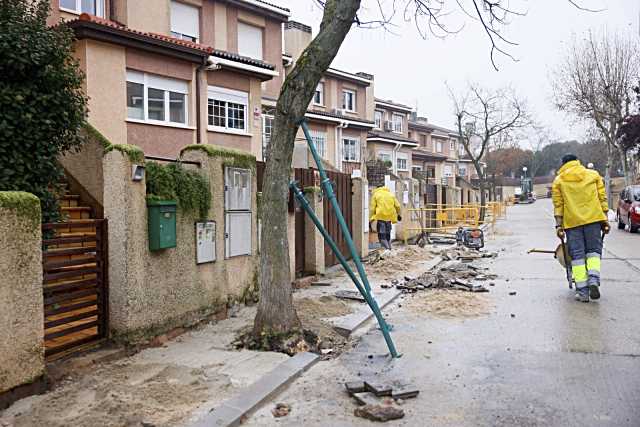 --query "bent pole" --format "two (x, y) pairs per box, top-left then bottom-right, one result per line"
(297, 119), (399, 358)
